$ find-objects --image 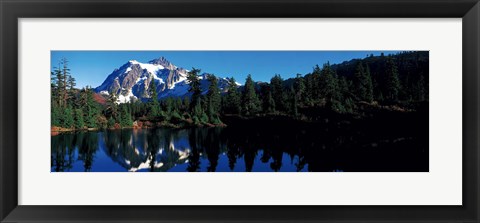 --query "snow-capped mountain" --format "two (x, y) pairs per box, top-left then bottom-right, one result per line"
(95, 56), (235, 103)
